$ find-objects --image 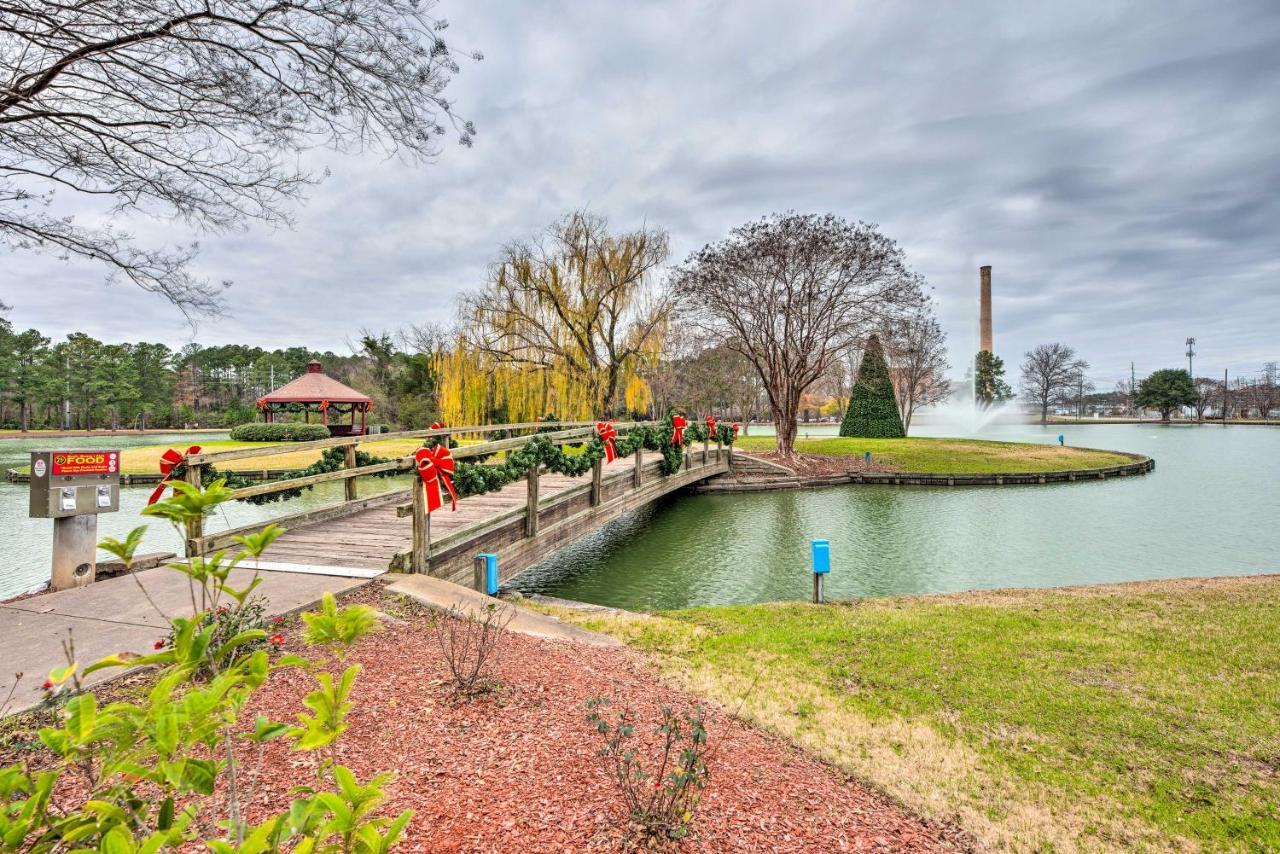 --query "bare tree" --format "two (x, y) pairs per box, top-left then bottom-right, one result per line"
(880, 304), (950, 433)
(1019, 343), (1089, 424)
(462, 211), (671, 416)
(1, 0), (476, 321)
(1192, 377), (1219, 422)
(1239, 378), (1279, 421)
(674, 213), (924, 456)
